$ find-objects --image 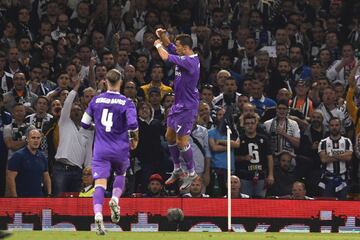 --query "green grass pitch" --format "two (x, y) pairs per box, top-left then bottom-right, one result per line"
(4, 232), (360, 240)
